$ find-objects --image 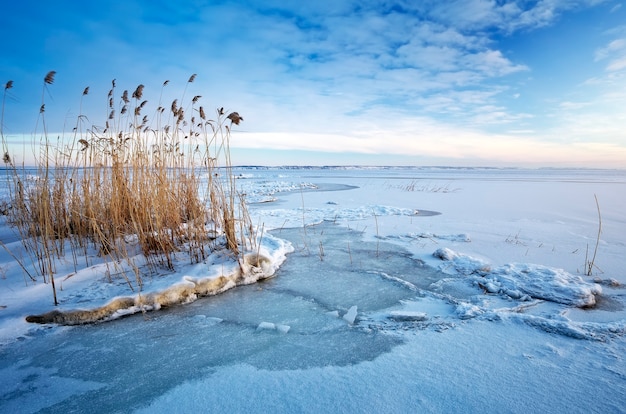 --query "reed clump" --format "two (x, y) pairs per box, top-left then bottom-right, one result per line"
(1, 73), (251, 305)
